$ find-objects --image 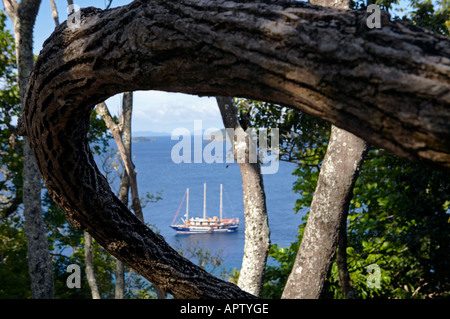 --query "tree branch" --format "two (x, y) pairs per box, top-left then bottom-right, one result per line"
(96, 102), (144, 222)
(2, 0), (19, 22)
(49, 0), (59, 26)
